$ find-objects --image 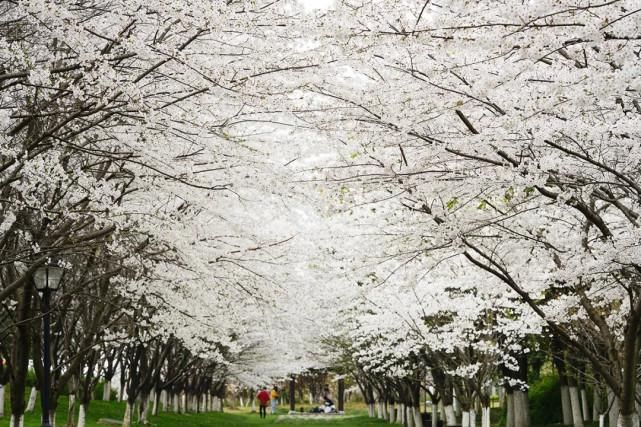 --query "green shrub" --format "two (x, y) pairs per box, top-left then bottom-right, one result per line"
(530, 375), (562, 426)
